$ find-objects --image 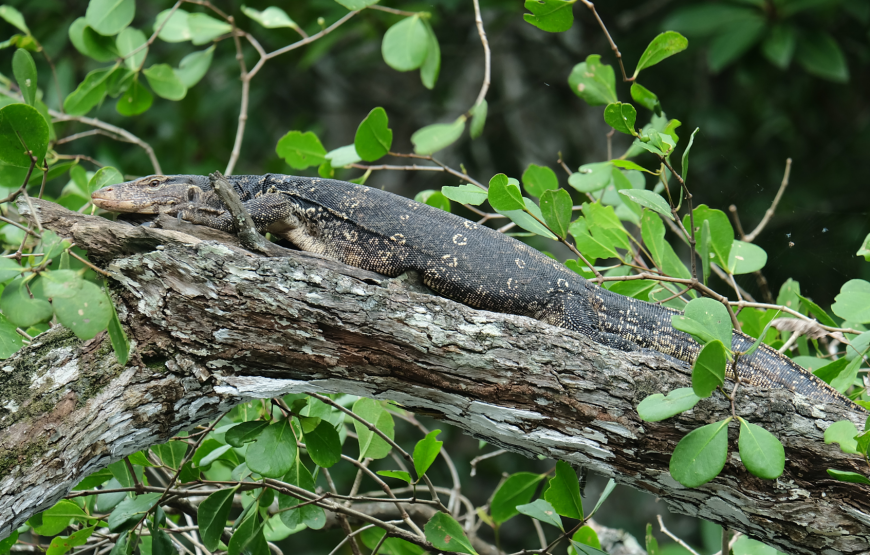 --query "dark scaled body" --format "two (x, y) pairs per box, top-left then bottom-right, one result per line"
(91, 173), (861, 410)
